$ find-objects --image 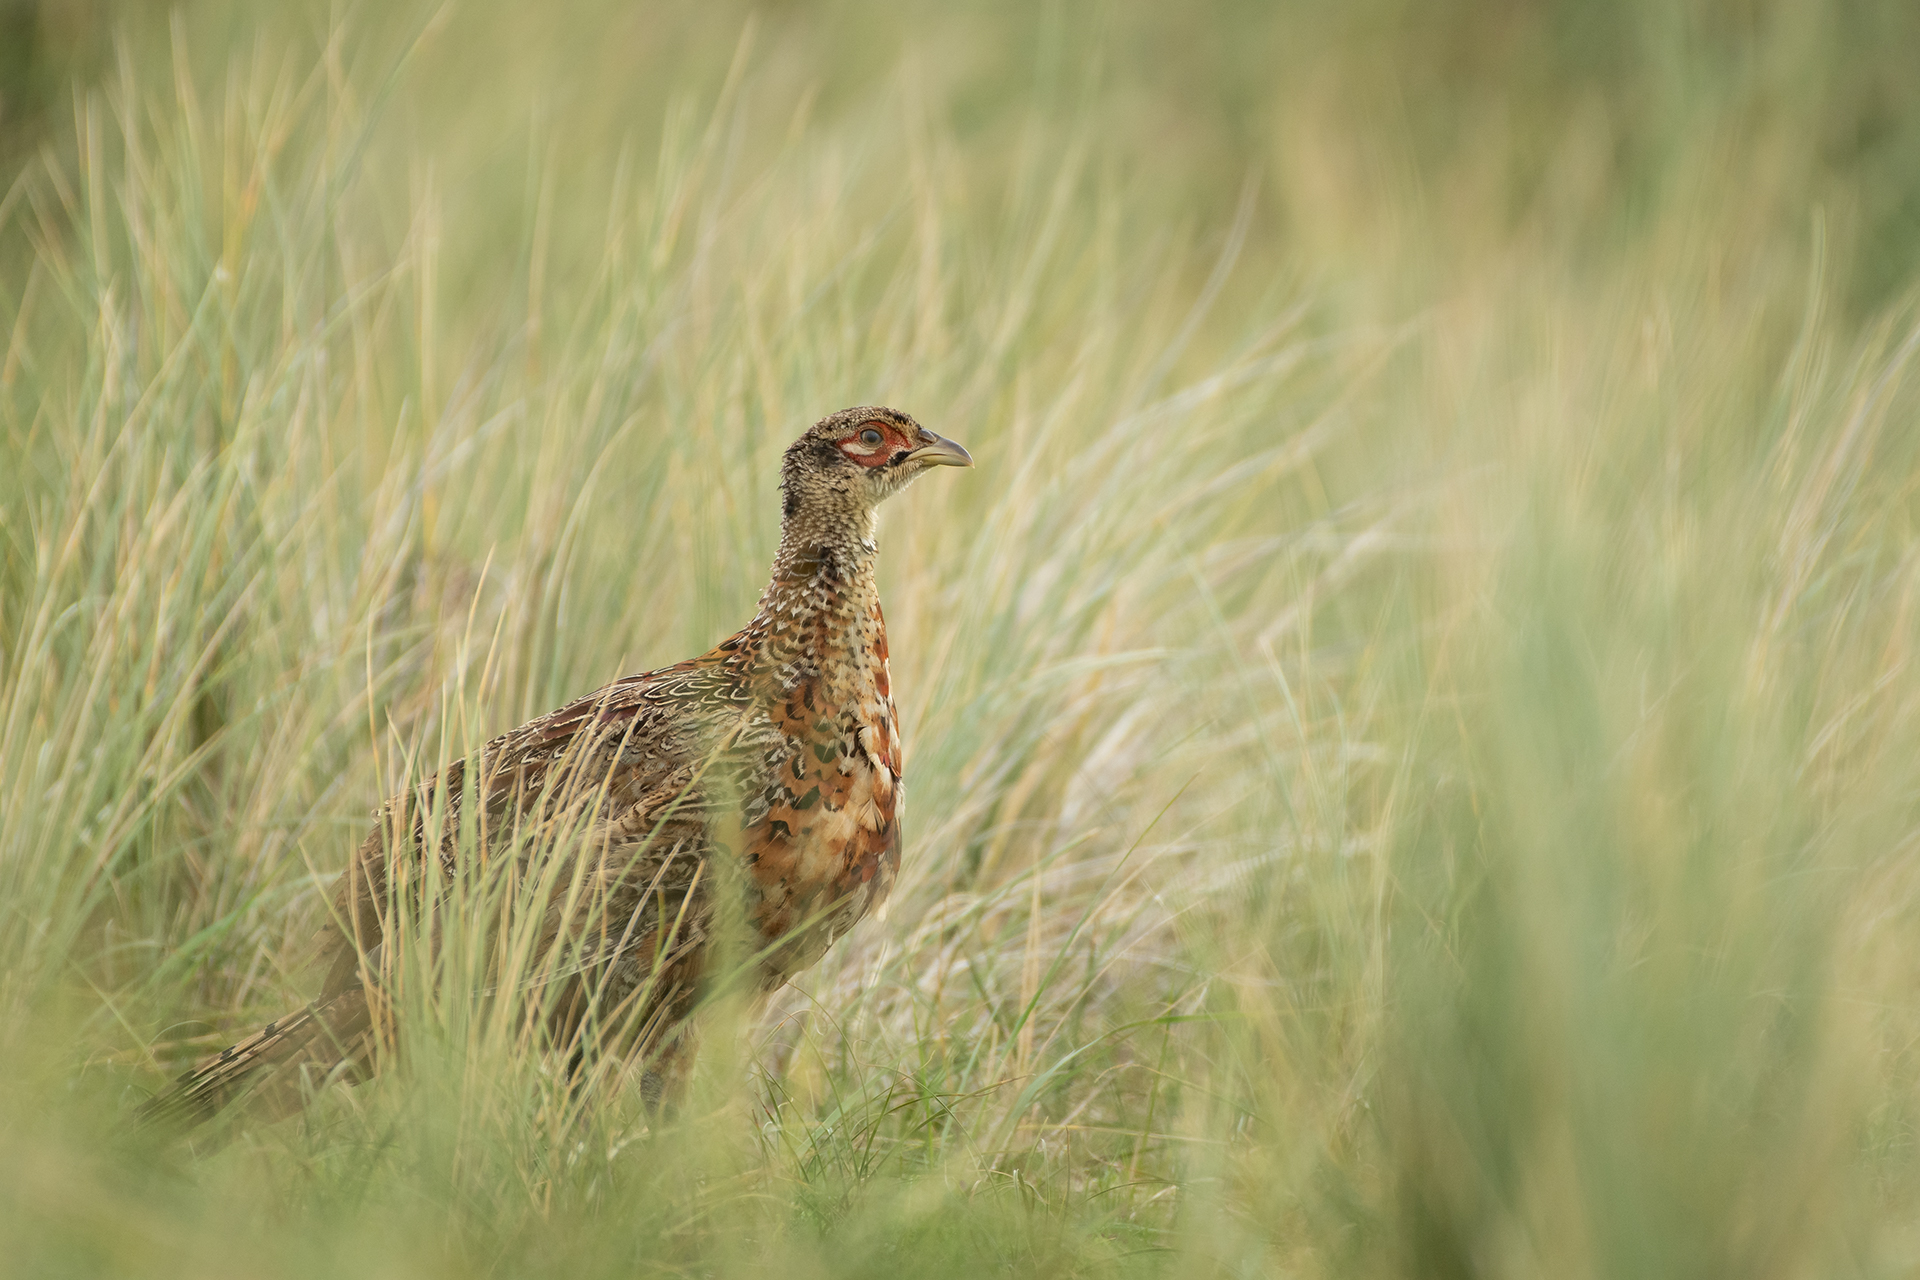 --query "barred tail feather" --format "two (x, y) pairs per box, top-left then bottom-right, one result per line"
(136, 990), (374, 1132)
